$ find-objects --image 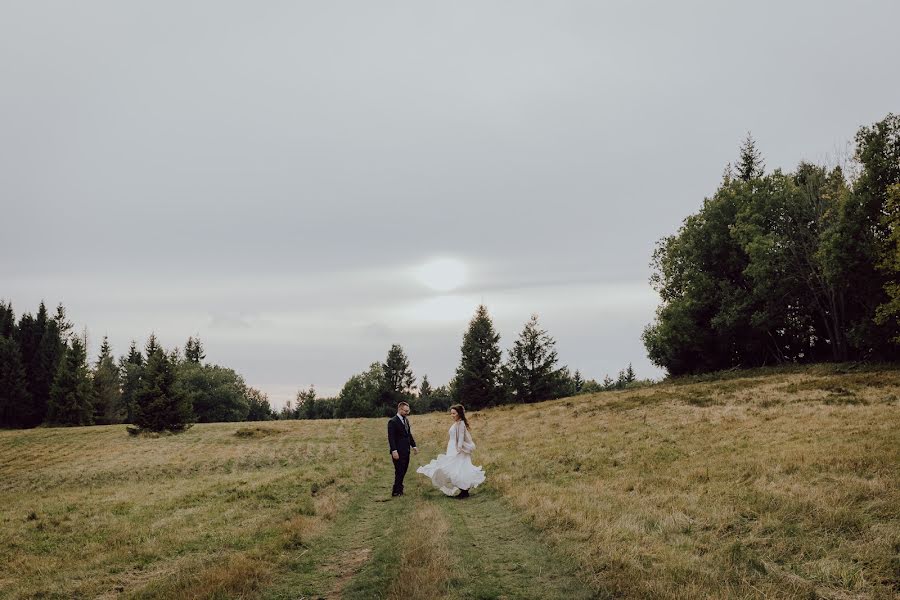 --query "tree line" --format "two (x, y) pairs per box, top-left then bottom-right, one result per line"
(277, 306), (640, 421)
(643, 113), (900, 375)
(1, 301), (638, 430)
(0, 300), (275, 431)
